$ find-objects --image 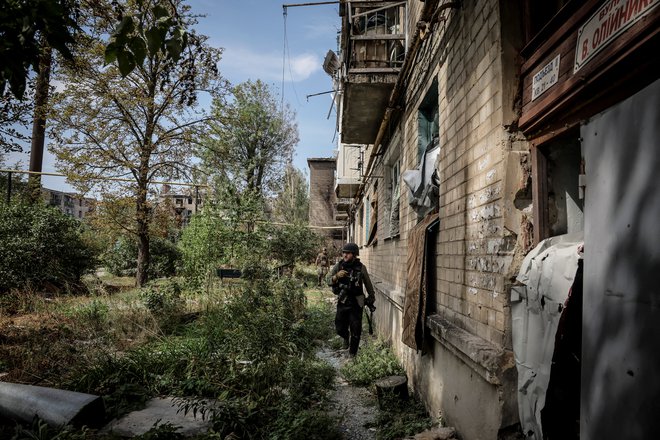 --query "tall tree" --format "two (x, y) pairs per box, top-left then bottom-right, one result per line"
(50, 0), (224, 286)
(273, 165), (309, 224)
(203, 80), (298, 196)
